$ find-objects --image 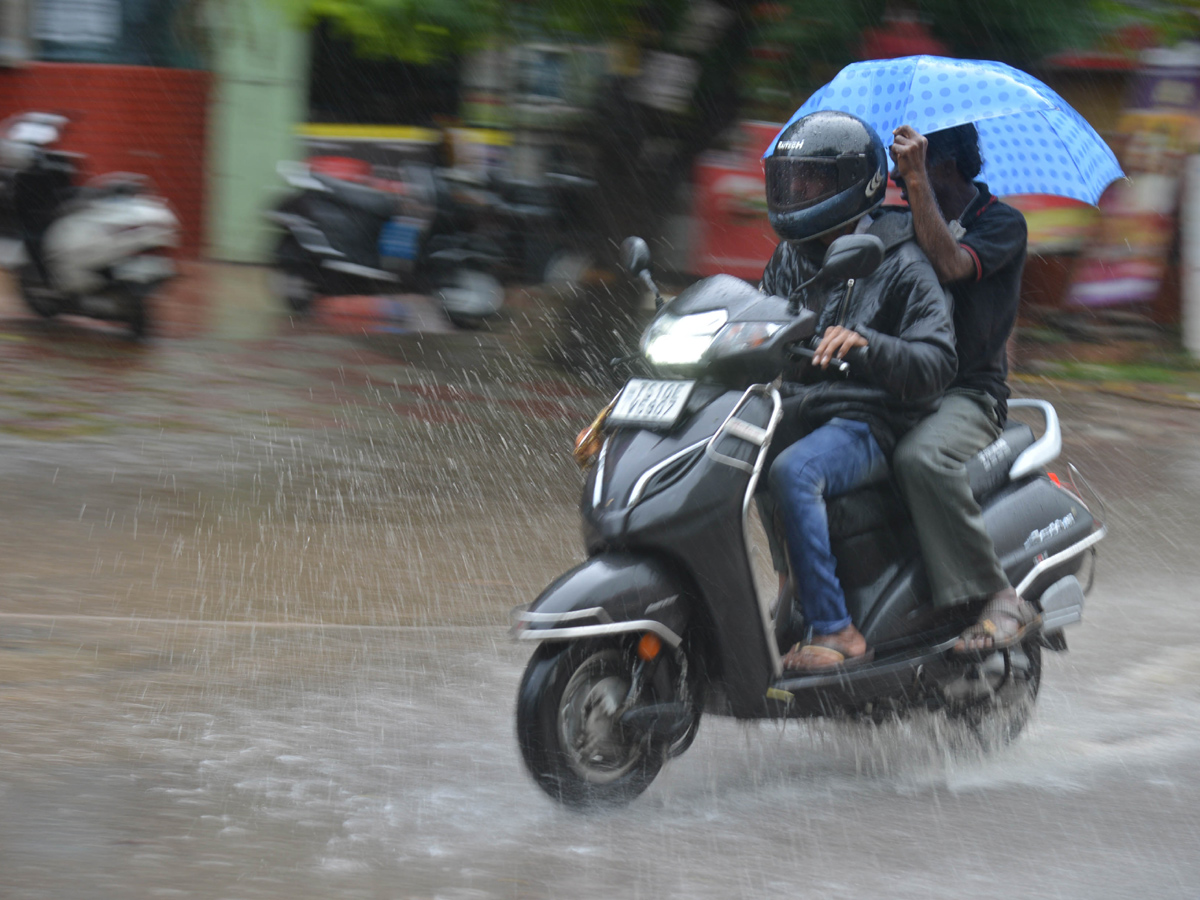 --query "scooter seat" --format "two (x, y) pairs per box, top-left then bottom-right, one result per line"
(314, 173), (398, 218)
(966, 422), (1035, 500)
(825, 422), (1037, 542)
(827, 479), (908, 541)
